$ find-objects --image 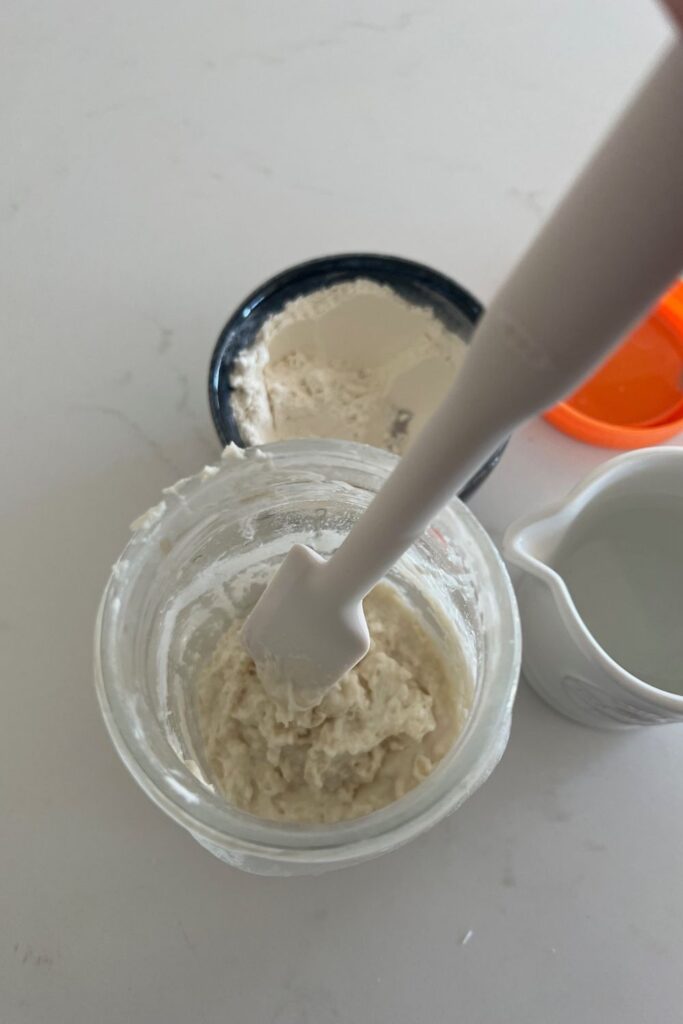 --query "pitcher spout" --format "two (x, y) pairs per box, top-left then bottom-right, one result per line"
(503, 503), (570, 577)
